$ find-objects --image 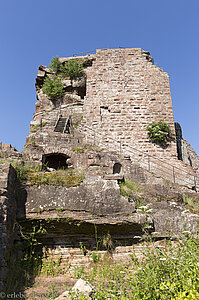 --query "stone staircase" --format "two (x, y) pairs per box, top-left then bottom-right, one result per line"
(54, 115), (70, 133)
